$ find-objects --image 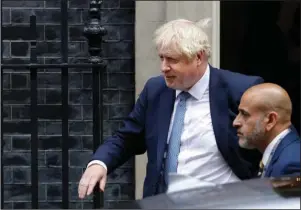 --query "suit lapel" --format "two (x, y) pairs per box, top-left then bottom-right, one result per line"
(265, 131), (297, 176)
(209, 67), (230, 157)
(156, 88), (175, 172)
(156, 67), (230, 171)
